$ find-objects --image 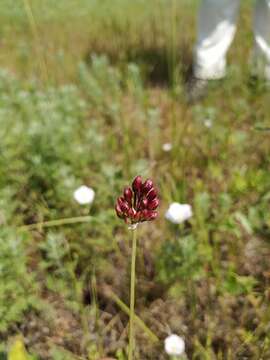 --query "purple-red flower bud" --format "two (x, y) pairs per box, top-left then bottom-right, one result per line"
(115, 204), (124, 219)
(146, 210), (158, 221)
(117, 197), (129, 213)
(146, 188), (158, 201)
(141, 198), (148, 209)
(128, 207), (136, 219)
(142, 179), (153, 194)
(148, 198), (159, 210)
(123, 187), (133, 205)
(134, 211), (141, 222)
(141, 209), (158, 221)
(132, 175), (142, 193)
(141, 209), (149, 219)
